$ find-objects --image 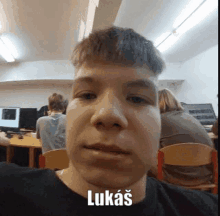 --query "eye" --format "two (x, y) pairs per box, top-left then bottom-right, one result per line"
(127, 96), (147, 104)
(78, 93), (96, 100)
